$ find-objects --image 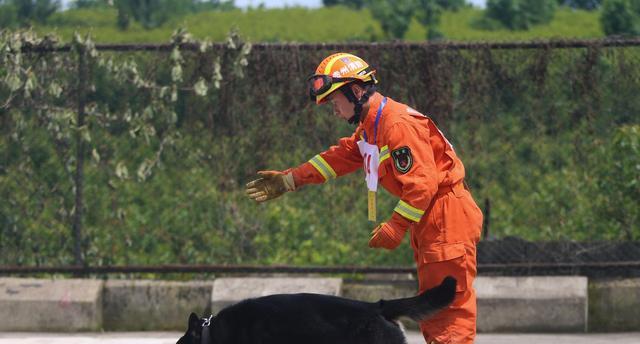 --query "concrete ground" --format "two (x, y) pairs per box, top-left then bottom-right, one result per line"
(1, 332), (639, 344)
